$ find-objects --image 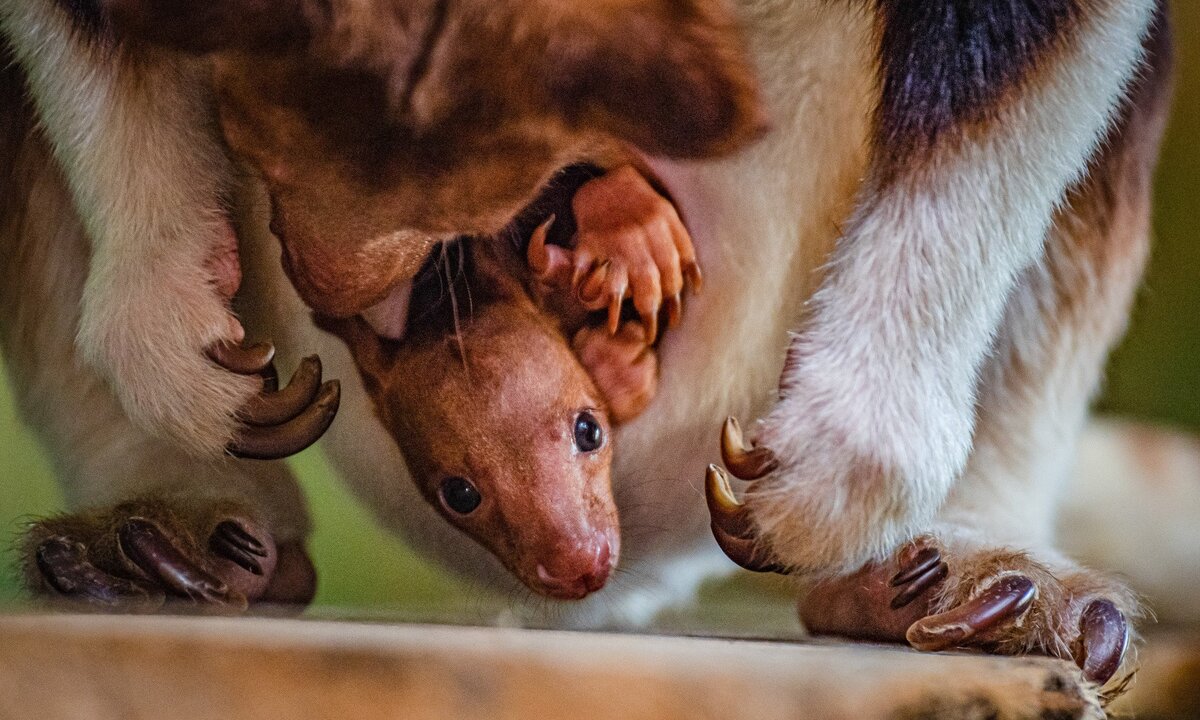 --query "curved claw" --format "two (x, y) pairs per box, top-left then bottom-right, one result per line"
(890, 554), (949, 610)
(527, 215), (571, 286)
(207, 340), (276, 375)
(228, 380), (341, 460)
(684, 261), (703, 294)
(665, 293), (682, 330)
(1074, 599), (1129, 685)
(577, 260), (611, 305)
(705, 465), (785, 574)
(118, 518), (239, 607)
(208, 521), (269, 576)
(906, 575), (1037, 651)
(240, 356), (323, 427)
(720, 417), (778, 480)
(36, 538), (161, 608)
